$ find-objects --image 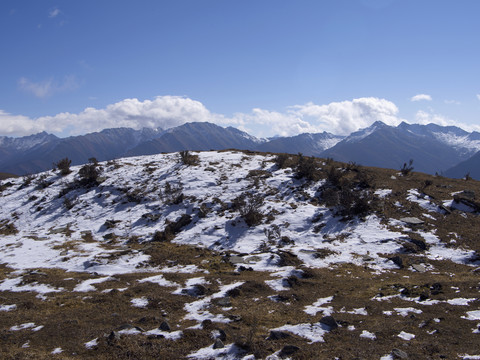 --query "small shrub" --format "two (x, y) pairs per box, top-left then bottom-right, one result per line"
(295, 153), (320, 181)
(78, 162), (101, 186)
(400, 159), (414, 176)
(55, 157), (72, 176)
(232, 192), (264, 227)
(274, 153), (291, 169)
(152, 214), (192, 242)
(162, 181), (184, 205)
(20, 174), (35, 188)
(63, 197), (75, 210)
(326, 166), (344, 187)
(179, 150), (199, 166)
